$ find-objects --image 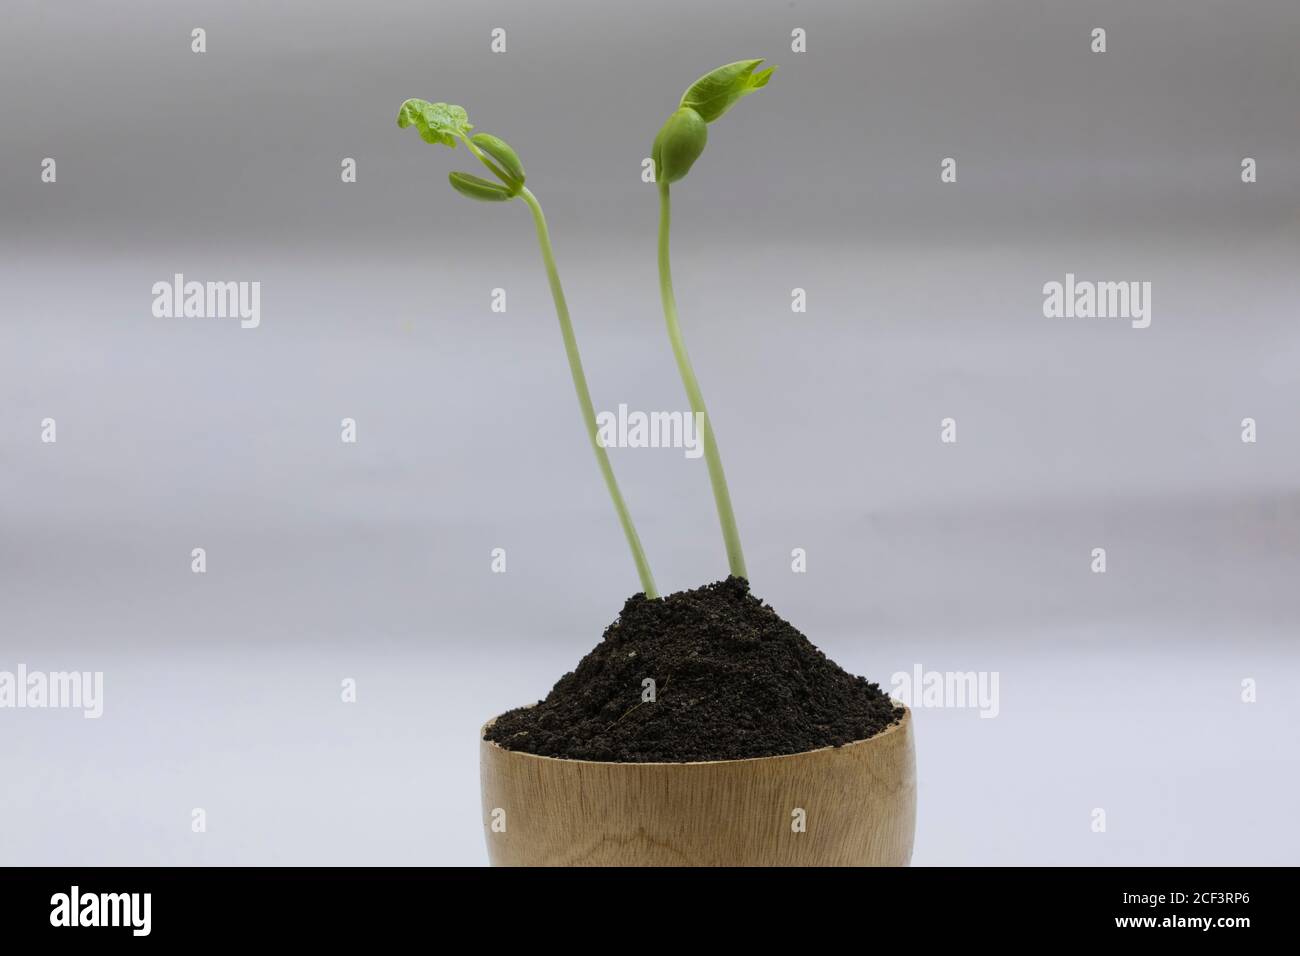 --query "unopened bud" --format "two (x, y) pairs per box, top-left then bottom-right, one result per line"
(448, 171), (513, 202)
(652, 107), (708, 184)
(471, 133), (526, 192)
